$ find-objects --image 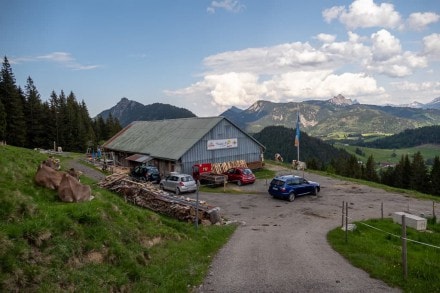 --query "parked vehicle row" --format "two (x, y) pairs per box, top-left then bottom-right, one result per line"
(130, 165), (321, 202)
